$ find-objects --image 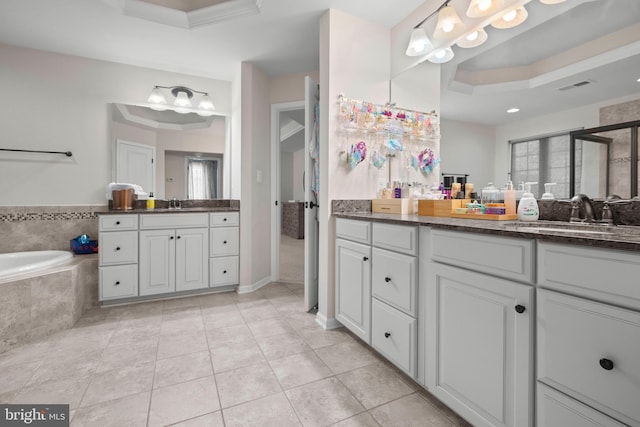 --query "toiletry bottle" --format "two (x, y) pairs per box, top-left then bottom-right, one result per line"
(541, 183), (557, 200)
(517, 182), (539, 221)
(504, 181), (516, 215)
(146, 192), (155, 210)
(464, 183), (474, 200)
(394, 181), (401, 199)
